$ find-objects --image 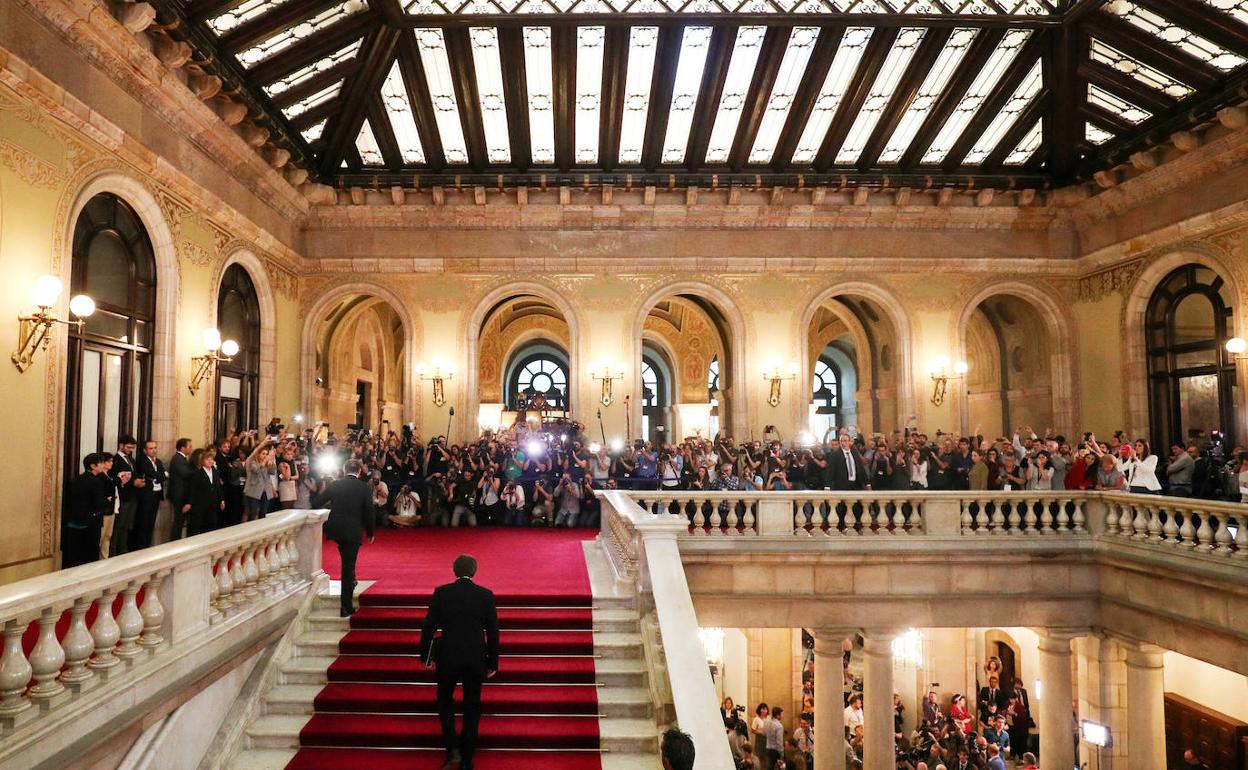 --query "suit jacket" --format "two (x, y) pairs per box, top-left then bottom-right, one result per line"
(323, 475), (376, 545)
(825, 447), (869, 490)
(135, 455), (167, 501)
(419, 577), (500, 673)
(111, 452), (137, 504)
(187, 467), (224, 515)
(168, 452), (192, 509)
(978, 685), (1008, 716)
